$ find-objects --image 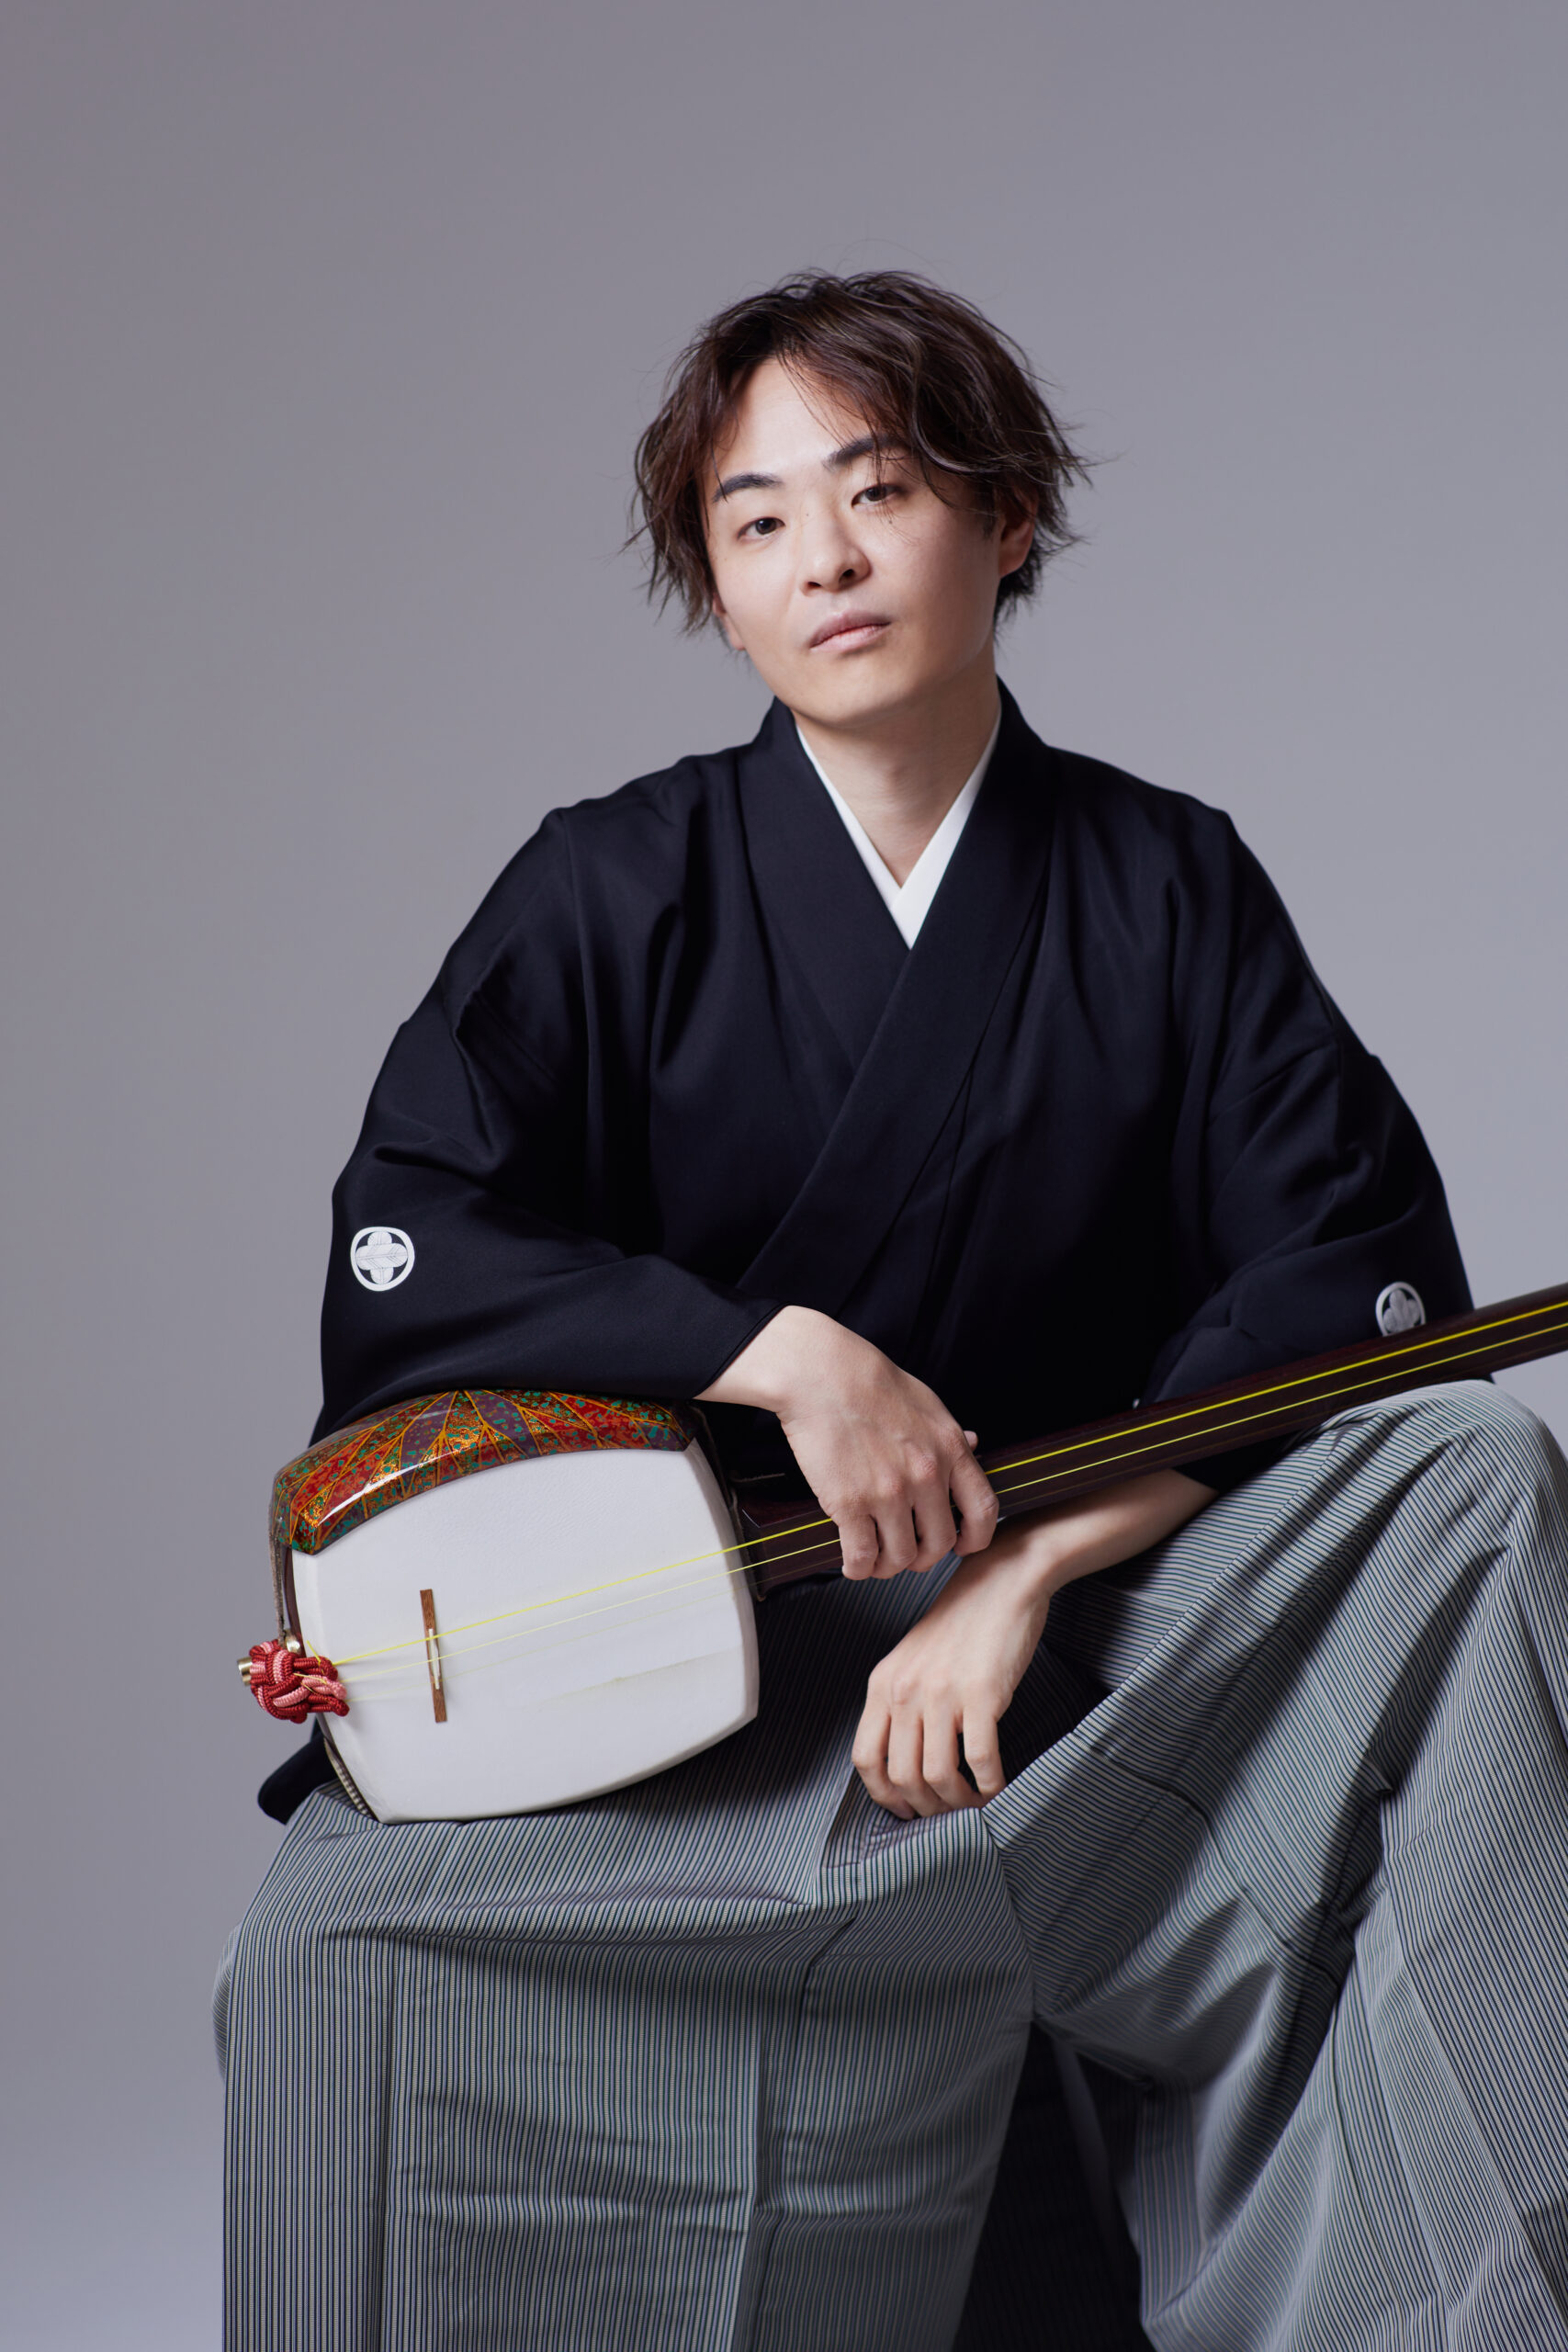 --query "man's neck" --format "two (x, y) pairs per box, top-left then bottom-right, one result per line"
(793, 662), (1002, 887)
